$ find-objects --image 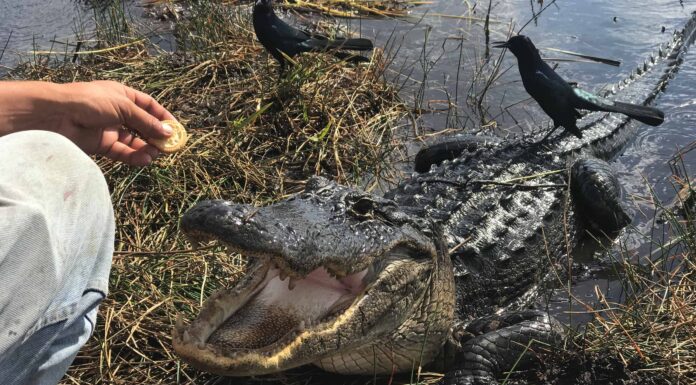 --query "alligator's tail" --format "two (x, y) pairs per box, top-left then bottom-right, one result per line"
(558, 11), (696, 160)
